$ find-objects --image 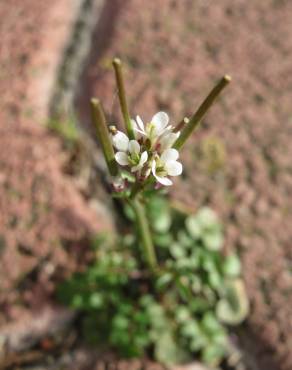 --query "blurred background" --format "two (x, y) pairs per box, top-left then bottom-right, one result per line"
(0, 1), (292, 369)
